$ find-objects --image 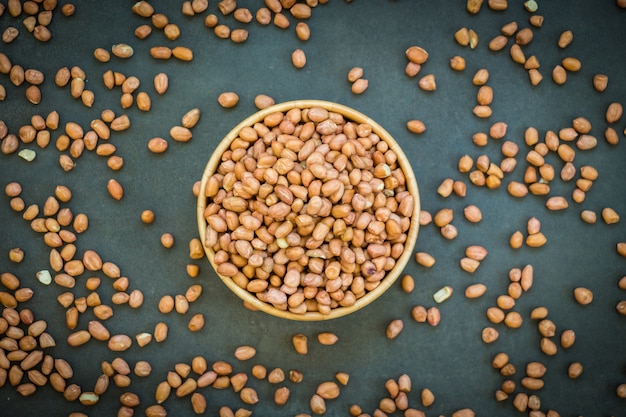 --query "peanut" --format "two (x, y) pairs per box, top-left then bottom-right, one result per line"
(145, 405), (167, 417)
(482, 327), (499, 343)
(292, 333), (308, 355)
(161, 233), (174, 248)
(437, 178), (454, 197)
(601, 207), (620, 224)
(310, 394), (326, 414)
(530, 307), (548, 320)
(401, 274), (415, 293)
(580, 210), (597, 224)
(415, 252), (435, 267)
(240, 387), (259, 405)
(335, 372), (349, 386)
(172, 46), (193, 61)
(191, 392), (207, 413)
(552, 65), (567, 84)
(487, 307), (504, 324)
(573, 287), (593, 305)
(526, 232), (547, 248)
(529, 15), (544, 27)
(540, 337), (558, 355)
(546, 196), (568, 211)
(181, 108), (201, 129)
(510, 44), (526, 64)
(153, 73), (169, 94)
(107, 179), (124, 200)
(433, 286), (454, 303)
(67, 330), (91, 346)
(148, 137), (168, 154)
(492, 352), (509, 369)
(234, 346), (256, 361)
(452, 409), (475, 417)
(455, 27), (470, 46)
(427, 307), (440, 326)
(291, 49), (306, 68)
(466, 0), (483, 13)
(460, 257), (480, 273)
(217, 92), (239, 108)
(407, 119), (426, 134)
(504, 311), (523, 328)
(465, 283), (487, 299)
(440, 224), (458, 239)
(296, 22), (311, 41)
(473, 68), (489, 85)
(150, 46), (172, 60)
(576, 134), (597, 150)
(386, 319), (404, 339)
(274, 386), (290, 405)
(170, 126), (192, 142)
(112, 43), (133, 58)
(593, 74), (608, 92)
(473, 132), (488, 146)
(351, 78), (368, 95)
(561, 329), (576, 348)
(476, 86), (493, 105)
(108, 334), (132, 351)
(507, 282), (524, 300)
(473, 105), (492, 118)
(523, 362), (546, 380)
(606, 102), (623, 124)
(154, 322), (168, 342)
(449, 55), (466, 71)
(418, 74), (436, 91)
(466, 245), (488, 261)
(254, 94), (275, 109)
(464, 205), (482, 222)
(406, 46), (429, 64)
(188, 313), (204, 331)
(347, 67), (364, 82)
(515, 28), (533, 45)
(568, 362), (583, 379)
(488, 35), (508, 51)
(521, 377), (544, 390)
